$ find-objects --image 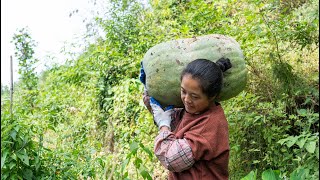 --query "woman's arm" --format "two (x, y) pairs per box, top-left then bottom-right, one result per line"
(149, 97), (194, 172)
(154, 129), (195, 172)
